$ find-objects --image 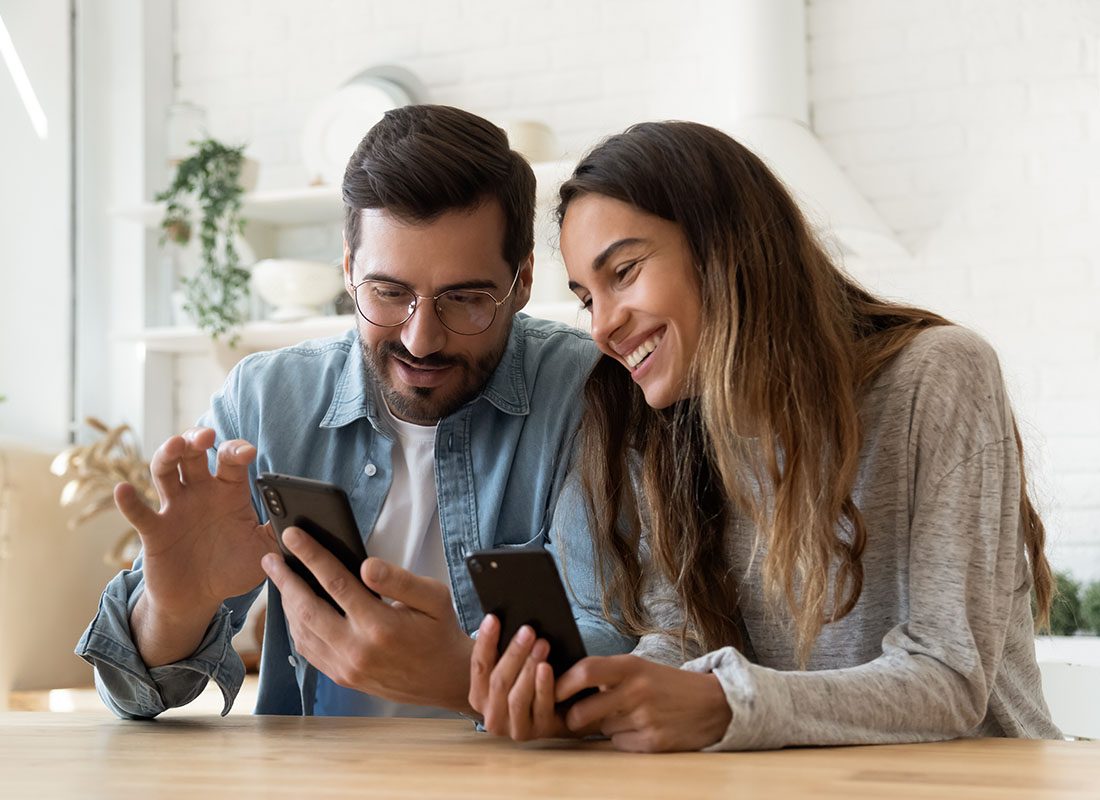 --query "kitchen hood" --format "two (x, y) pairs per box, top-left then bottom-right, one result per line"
(724, 0), (905, 258)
